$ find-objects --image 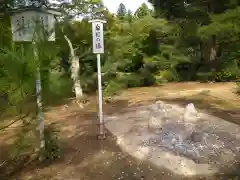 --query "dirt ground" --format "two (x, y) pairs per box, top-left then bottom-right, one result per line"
(116, 82), (240, 124)
(0, 82), (239, 180)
